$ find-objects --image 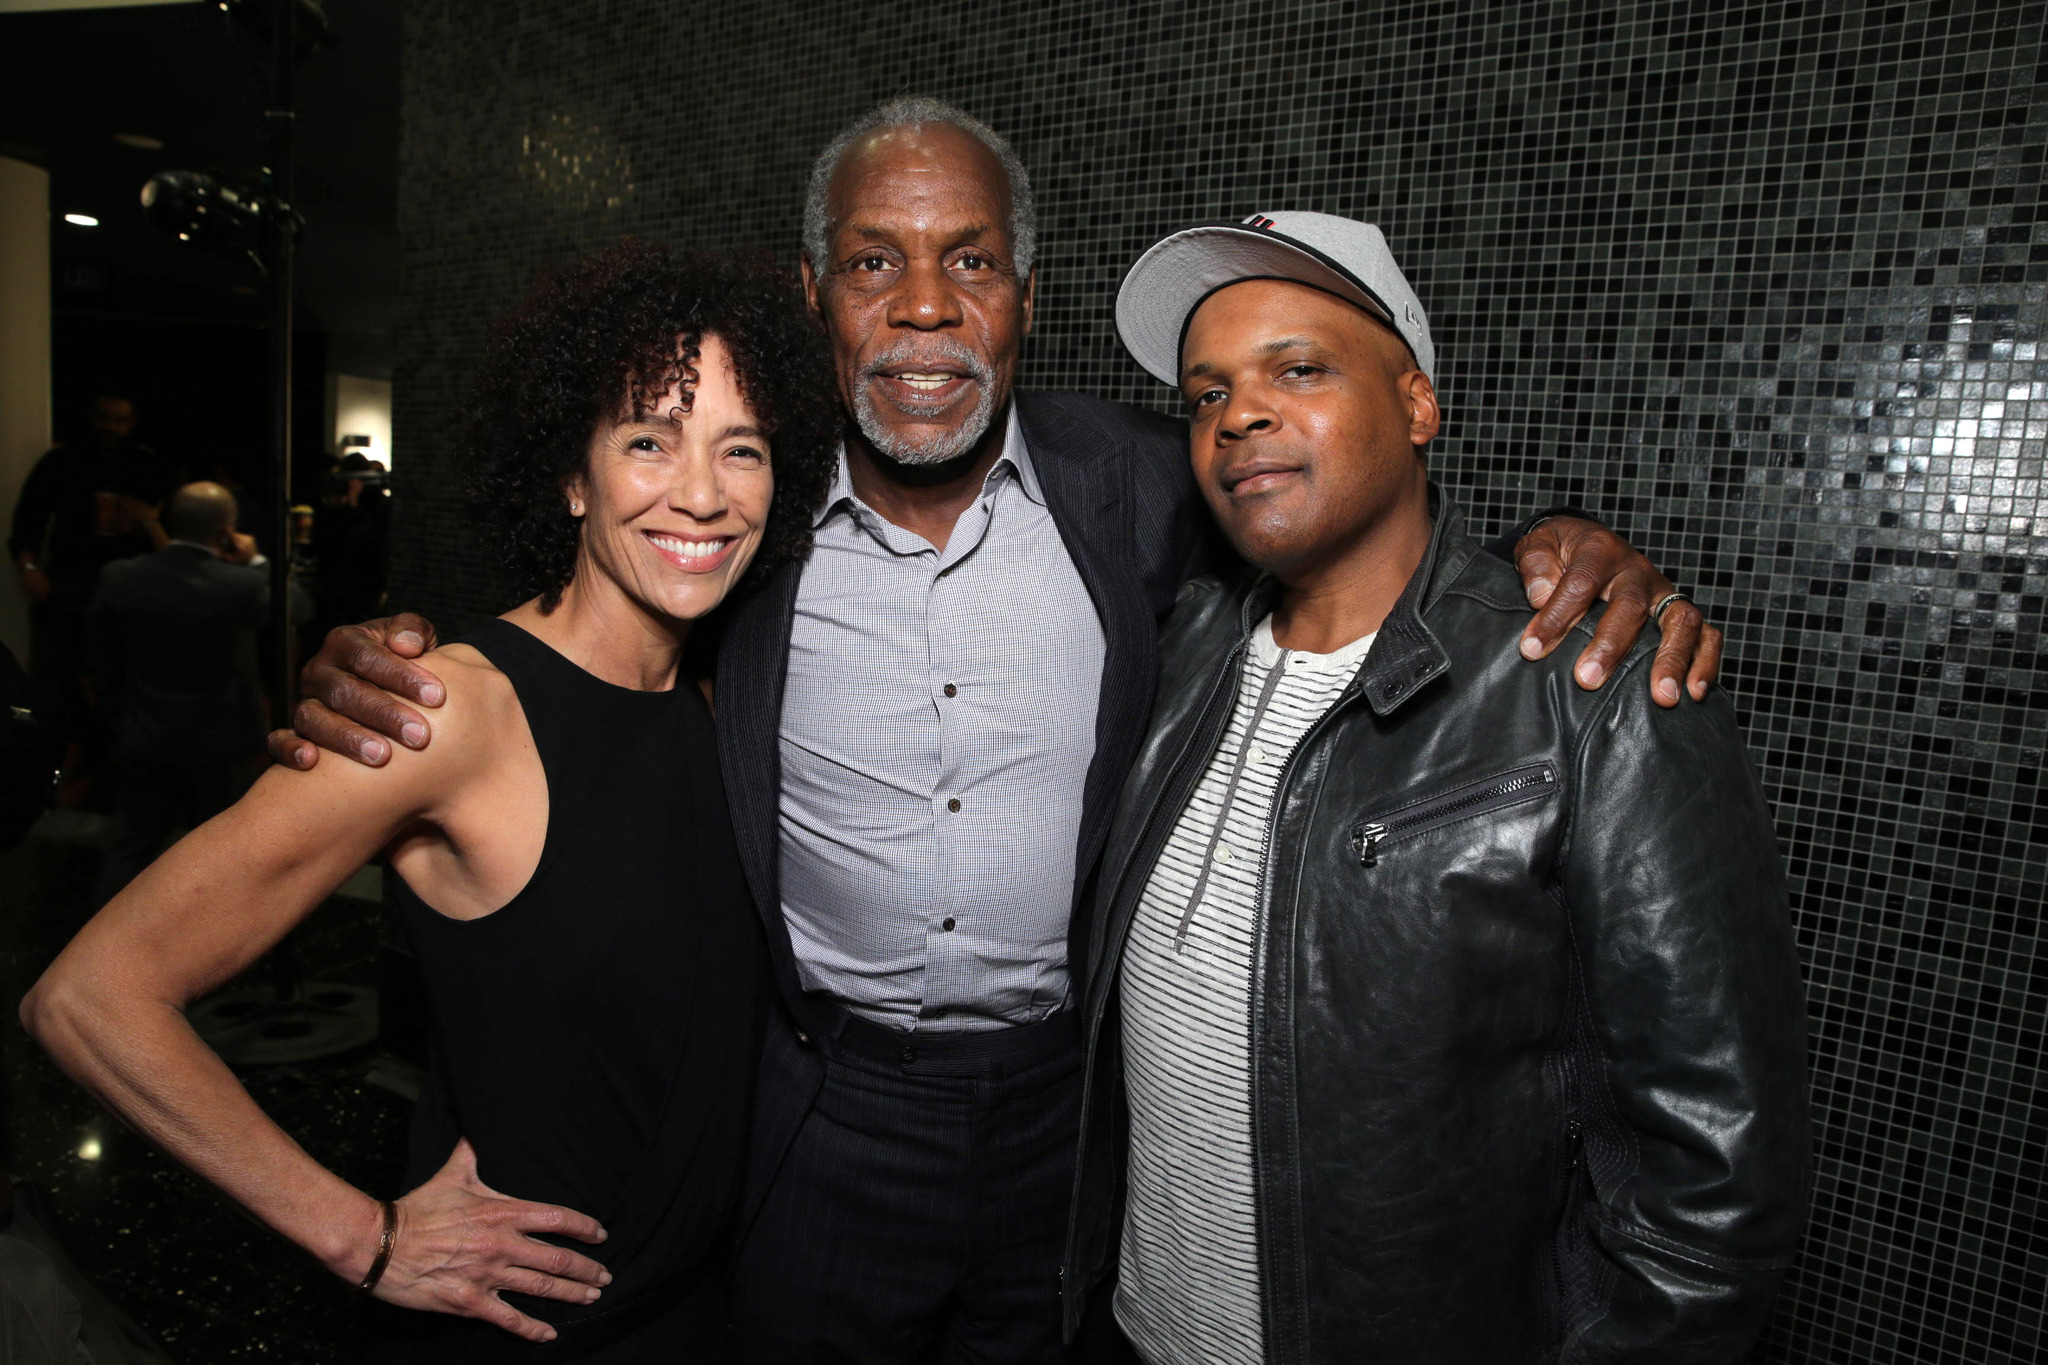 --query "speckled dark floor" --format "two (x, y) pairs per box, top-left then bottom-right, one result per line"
(2, 825), (412, 1363)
